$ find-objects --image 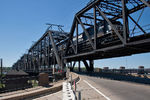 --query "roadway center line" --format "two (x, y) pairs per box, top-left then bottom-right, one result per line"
(83, 80), (111, 100)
